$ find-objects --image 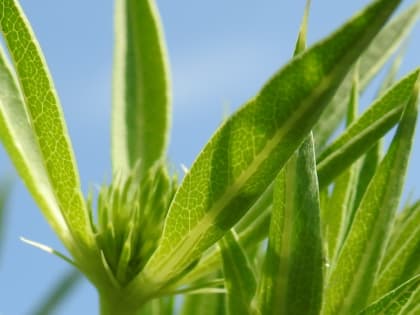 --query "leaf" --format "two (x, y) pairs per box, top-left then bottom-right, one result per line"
(369, 201), (420, 301)
(321, 66), (360, 265)
(313, 2), (420, 150)
(31, 269), (82, 315)
(0, 46), (73, 249)
(358, 275), (420, 315)
(0, 0), (94, 248)
(135, 0), (404, 290)
(317, 69), (420, 188)
(321, 74), (420, 315)
(112, 0), (171, 175)
(256, 134), (323, 315)
(219, 230), (256, 315)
